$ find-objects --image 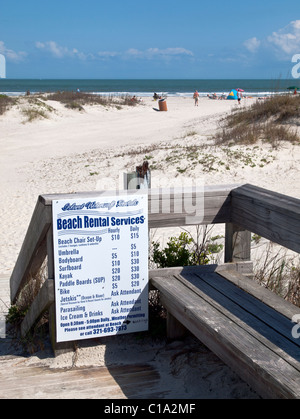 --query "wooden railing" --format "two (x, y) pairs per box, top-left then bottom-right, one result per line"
(9, 183), (300, 350)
